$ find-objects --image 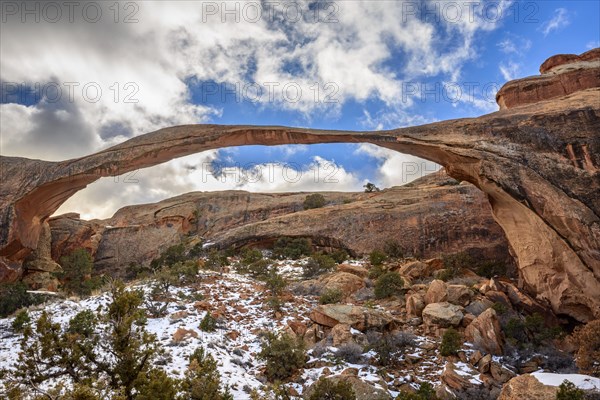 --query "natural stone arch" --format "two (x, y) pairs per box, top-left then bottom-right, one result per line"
(1, 49), (599, 321)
